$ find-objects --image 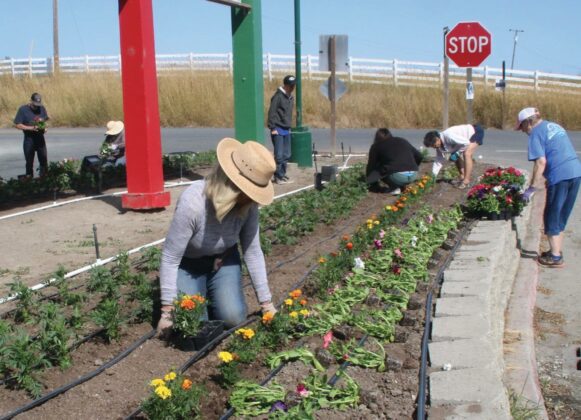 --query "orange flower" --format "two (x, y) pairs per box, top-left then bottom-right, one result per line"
(400, 196), (407, 202)
(397, 202), (405, 208)
(299, 299), (308, 306)
(392, 206), (399, 212)
(418, 182), (425, 188)
(262, 312), (274, 324)
(318, 257), (327, 264)
(181, 379), (193, 390)
(289, 289), (302, 299)
(342, 234), (350, 241)
(180, 299), (196, 310)
(346, 242), (353, 250)
(191, 294), (206, 304)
